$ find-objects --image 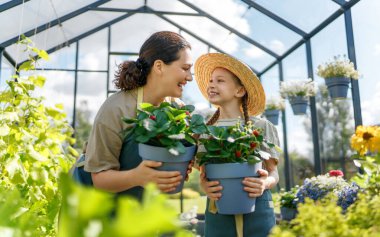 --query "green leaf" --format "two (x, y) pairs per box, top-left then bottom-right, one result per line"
(181, 105), (195, 113)
(38, 50), (49, 60)
(18, 61), (34, 71)
(0, 124), (10, 136)
(140, 102), (154, 110)
(34, 75), (46, 87)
